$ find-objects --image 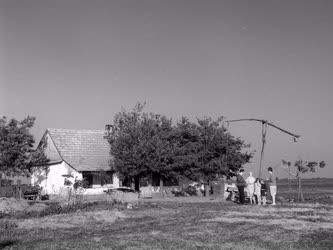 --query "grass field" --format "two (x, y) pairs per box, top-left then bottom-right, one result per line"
(0, 179), (332, 250)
